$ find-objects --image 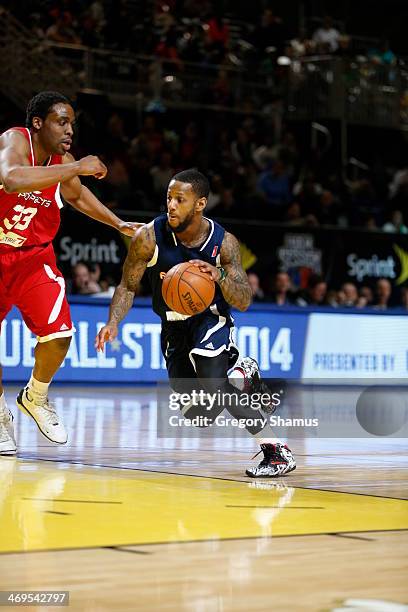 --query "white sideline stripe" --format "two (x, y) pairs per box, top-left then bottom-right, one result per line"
(55, 183), (64, 209)
(200, 315), (226, 344)
(43, 264), (66, 324)
(146, 244), (159, 267)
